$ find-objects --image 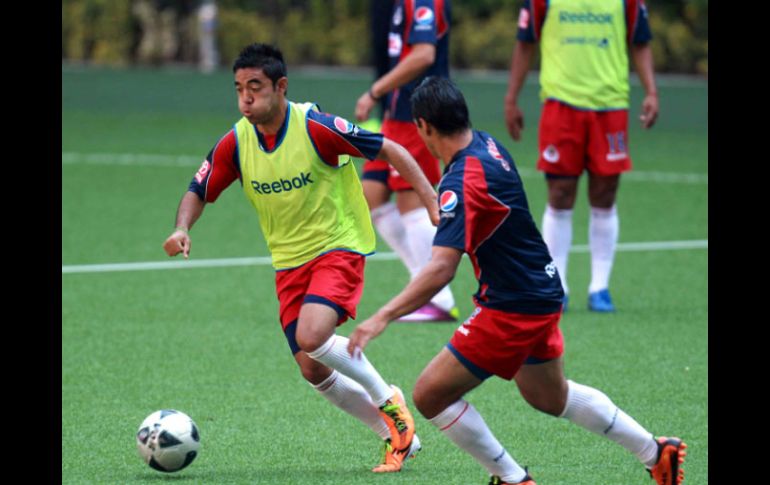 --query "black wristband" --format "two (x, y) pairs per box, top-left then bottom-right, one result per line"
(368, 88), (381, 101)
